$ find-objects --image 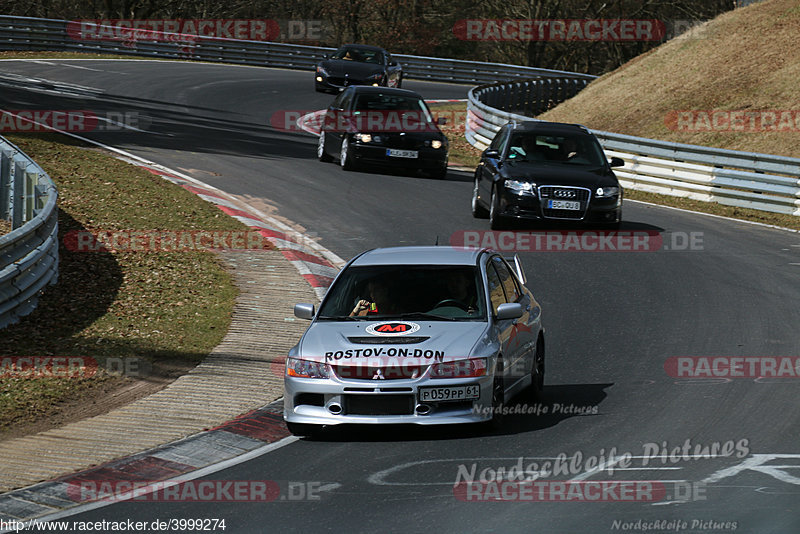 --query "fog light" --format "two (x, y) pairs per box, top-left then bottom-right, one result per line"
(316, 76), (323, 82)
